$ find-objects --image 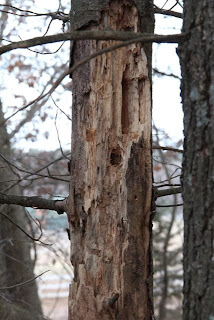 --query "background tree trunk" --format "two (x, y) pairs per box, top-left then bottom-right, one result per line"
(179, 1), (214, 319)
(68, 0), (154, 319)
(0, 102), (43, 320)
